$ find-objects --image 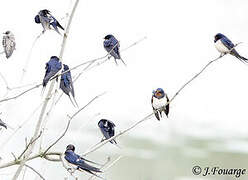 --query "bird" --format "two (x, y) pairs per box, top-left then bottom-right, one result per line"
(0, 119), (7, 129)
(60, 64), (78, 107)
(214, 33), (248, 63)
(98, 119), (117, 144)
(35, 9), (64, 34)
(151, 88), (170, 121)
(2, 31), (16, 59)
(43, 56), (62, 89)
(103, 34), (126, 66)
(64, 144), (103, 177)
